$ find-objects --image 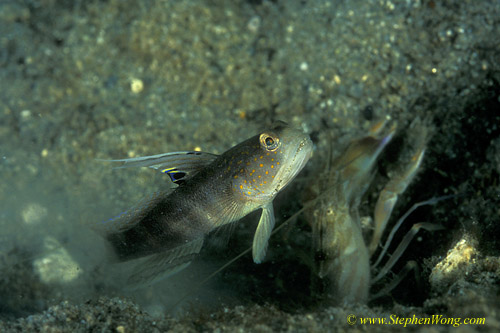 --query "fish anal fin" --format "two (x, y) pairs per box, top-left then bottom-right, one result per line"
(125, 237), (204, 289)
